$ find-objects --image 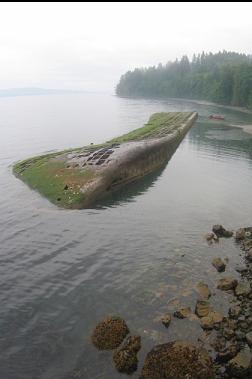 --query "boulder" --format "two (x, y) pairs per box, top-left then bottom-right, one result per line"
(212, 225), (233, 238)
(140, 341), (214, 379)
(195, 300), (211, 318)
(174, 307), (192, 319)
(113, 335), (141, 374)
(212, 258), (226, 272)
(91, 315), (129, 350)
(195, 282), (211, 299)
(217, 278), (238, 291)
